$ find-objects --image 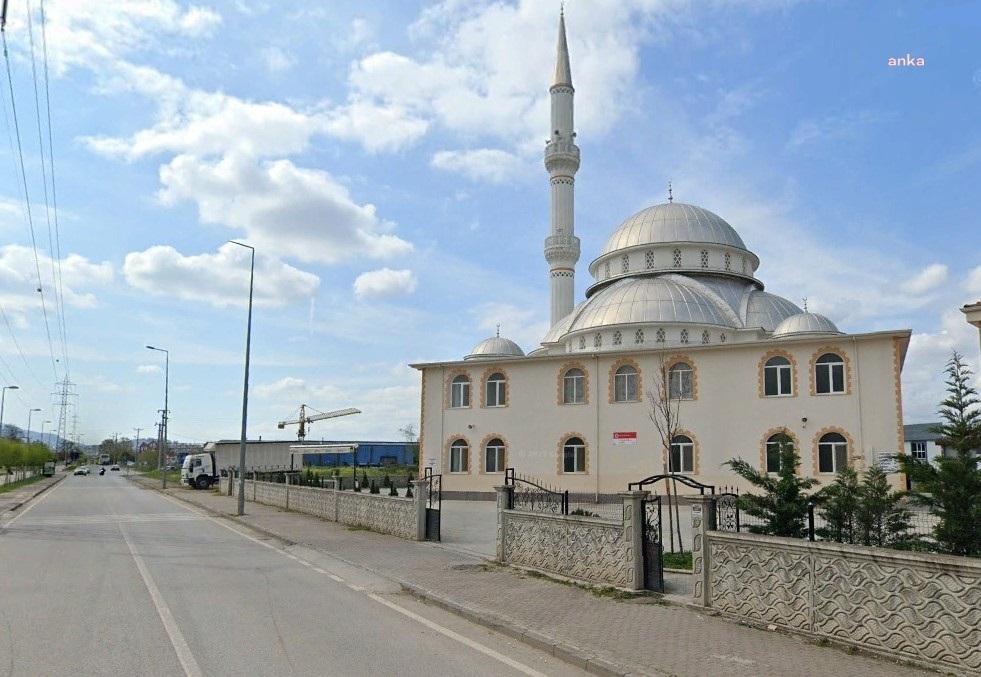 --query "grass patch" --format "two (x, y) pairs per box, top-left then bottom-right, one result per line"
(0, 475), (45, 494)
(663, 551), (692, 570)
(591, 586), (636, 601)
